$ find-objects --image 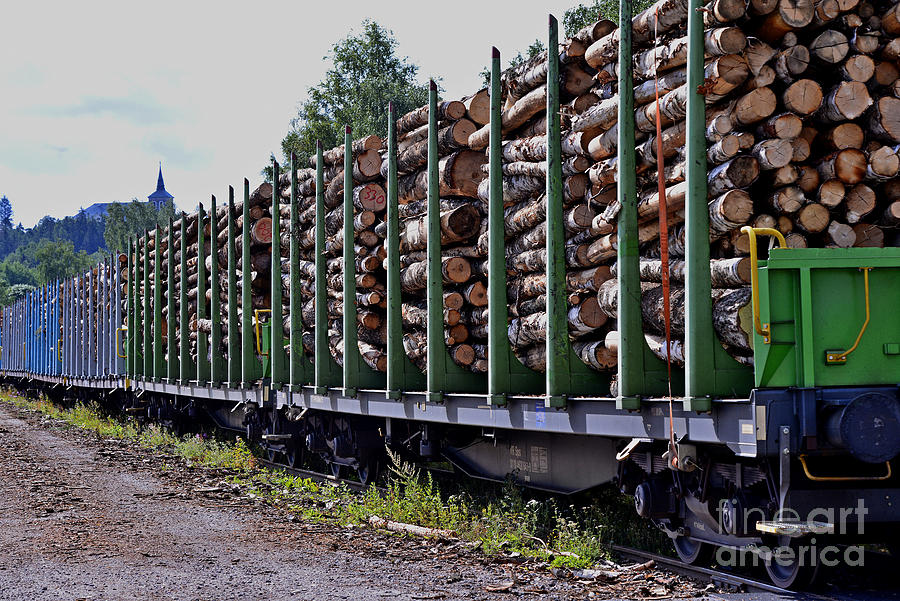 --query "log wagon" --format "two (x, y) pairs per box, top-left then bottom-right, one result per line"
(5, 1), (900, 589)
